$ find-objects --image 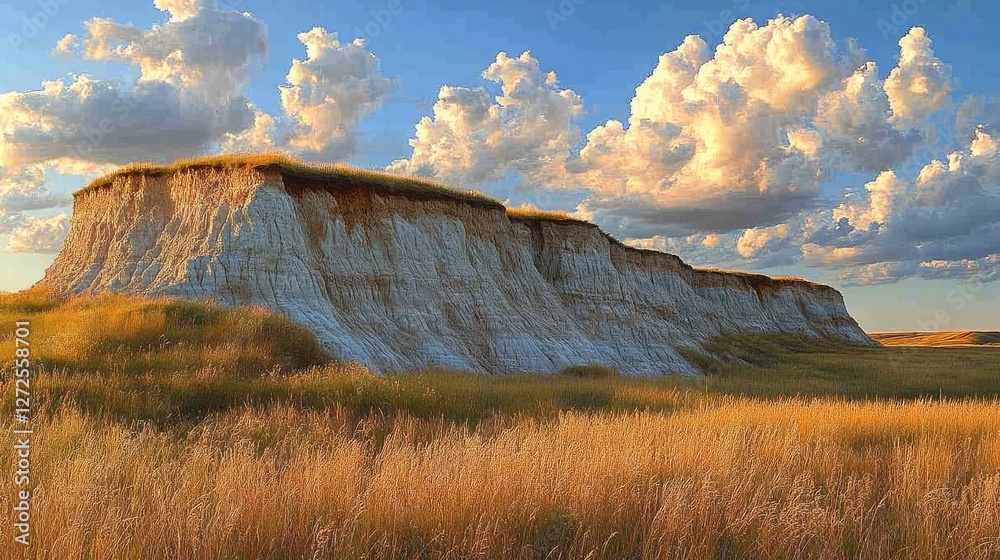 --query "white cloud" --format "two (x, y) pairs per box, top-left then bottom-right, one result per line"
(0, 165), (71, 253)
(814, 62), (917, 173)
(0, 75), (258, 168)
(388, 51), (583, 188)
(833, 170), (910, 231)
(0, 166), (70, 213)
(835, 256), (999, 286)
(58, 0), (267, 104)
(376, 16), (981, 286)
(153, 0), (211, 22)
(279, 27), (395, 160)
(555, 19), (978, 285)
(574, 15), (842, 231)
(736, 224), (790, 259)
(573, 16), (937, 235)
(4, 0), (267, 169)
(0, 3), (991, 284)
(221, 106), (279, 152)
(0, 1), (408, 256)
(383, 17), (956, 256)
(834, 261), (918, 285)
(798, 128), (1000, 285)
(918, 255), (999, 282)
(884, 27), (952, 130)
(625, 232), (740, 268)
(2, 213), (70, 254)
